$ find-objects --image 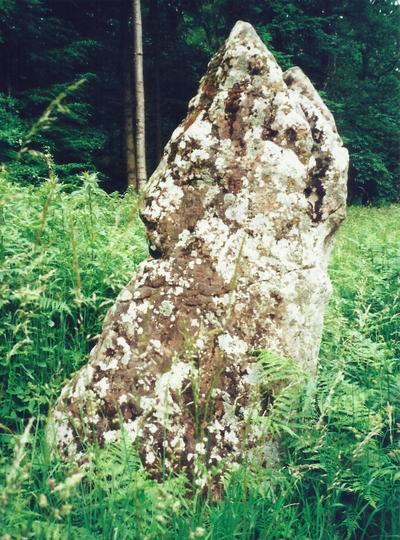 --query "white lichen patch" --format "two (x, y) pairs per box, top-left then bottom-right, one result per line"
(150, 339), (162, 350)
(217, 333), (248, 357)
(72, 365), (94, 398)
(185, 119), (214, 144)
(103, 430), (120, 444)
(97, 357), (118, 371)
(94, 377), (109, 398)
(157, 361), (193, 394)
(204, 184), (220, 206)
(159, 300), (174, 317)
(243, 364), (263, 385)
(118, 288), (133, 302)
(116, 336), (132, 365)
(146, 451), (157, 465)
(224, 195), (249, 224)
(191, 148), (210, 162)
(51, 411), (75, 448)
(195, 338), (205, 350)
(147, 174), (184, 220)
(177, 229), (192, 248)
